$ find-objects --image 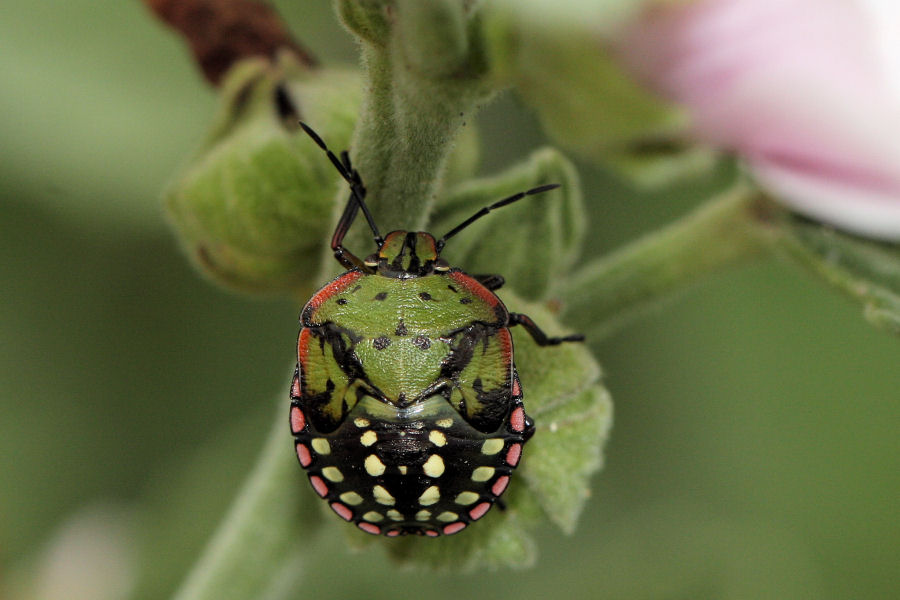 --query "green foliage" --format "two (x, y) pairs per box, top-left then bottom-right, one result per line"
(776, 216), (900, 336)
(4, 1), (900, 599)
(8, 0), (894, 598)
(395, 0), (470, 78)
(431, 148), (585, 300)
(162, 53), (482, 294)
(164, 0), (715, 295)
(510, 296), (610, 534)
(156, 0), (900, 593)
(335, 0), (392, 47)
(604, 139), (721, 189)
(482, 0), (714, 187)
